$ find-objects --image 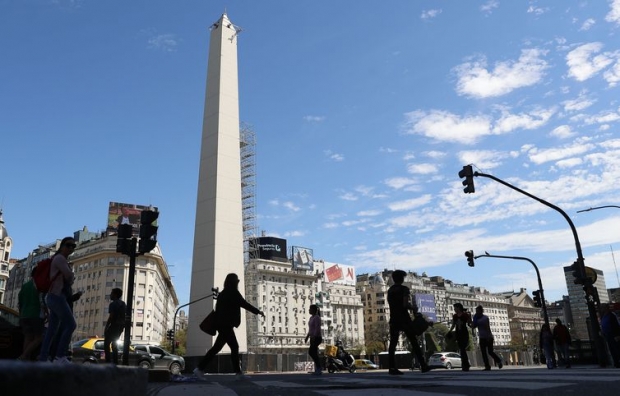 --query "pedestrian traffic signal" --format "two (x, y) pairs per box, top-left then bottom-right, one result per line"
(570, 260), (585, 285)
(532, 290), (542, 308)
(465, 250), (475, 267)
(116, 224), (133, 255)
(138, 209), (159, 254)
(458, 165), (475, 194)
(166, 329), (174, 341)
